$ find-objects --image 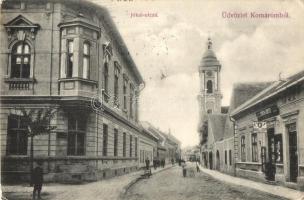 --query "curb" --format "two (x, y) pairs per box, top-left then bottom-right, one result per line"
(198, 165), (304, 200)
(118, 165), (175, 200)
